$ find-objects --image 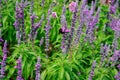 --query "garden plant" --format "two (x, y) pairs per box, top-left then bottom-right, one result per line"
(0, 0), (120, 80)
